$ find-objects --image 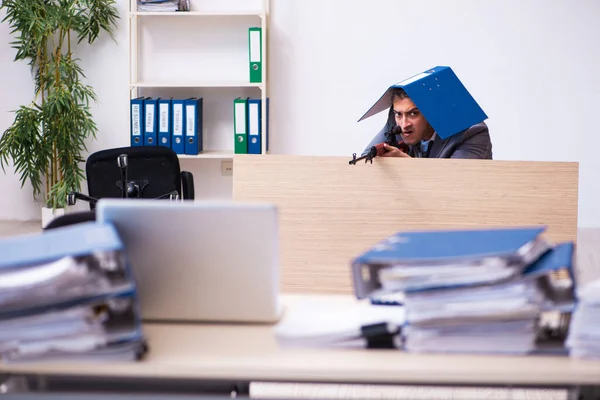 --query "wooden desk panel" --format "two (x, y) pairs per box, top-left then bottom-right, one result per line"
(232, 155), (579, 294)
